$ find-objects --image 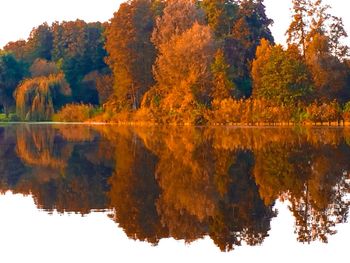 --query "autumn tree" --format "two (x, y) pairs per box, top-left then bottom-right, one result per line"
(0, 52), (26, 116)
(286, 0), (310, 56)
(329, 16), (349, 60)
(305, 33), (348, 102)
(147, 23), (216, 123)
(95, 73), (114, 105)
(252, 39), (312, 105)
(105, 0), (157, 111)
(151, 0), (205, 48)
(30, 58), (58, 77)
(3, 40), (28, 61)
